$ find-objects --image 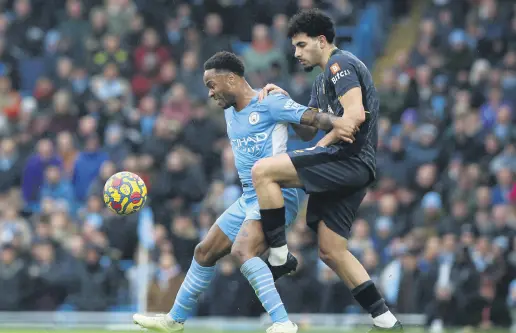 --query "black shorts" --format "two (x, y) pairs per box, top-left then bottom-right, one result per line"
(288, 146), (373, 239)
